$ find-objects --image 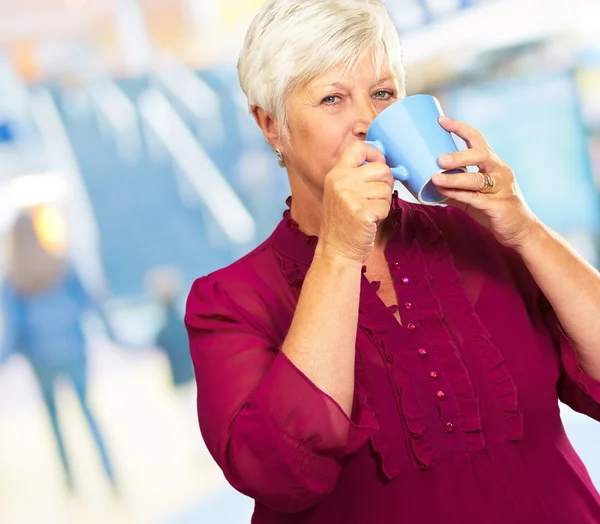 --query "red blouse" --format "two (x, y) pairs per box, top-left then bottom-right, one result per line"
(185, 193), (600, 523)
